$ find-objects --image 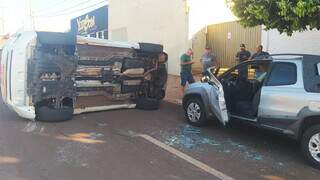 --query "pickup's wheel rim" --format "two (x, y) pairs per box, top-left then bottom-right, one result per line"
(187, 102), (201, 123)
(309, 133), (320, 162)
